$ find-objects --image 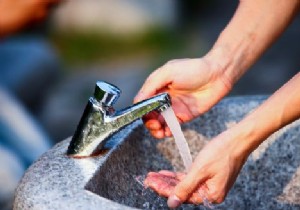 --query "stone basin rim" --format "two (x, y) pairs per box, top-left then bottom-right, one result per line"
(15, 95), (300, 210)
